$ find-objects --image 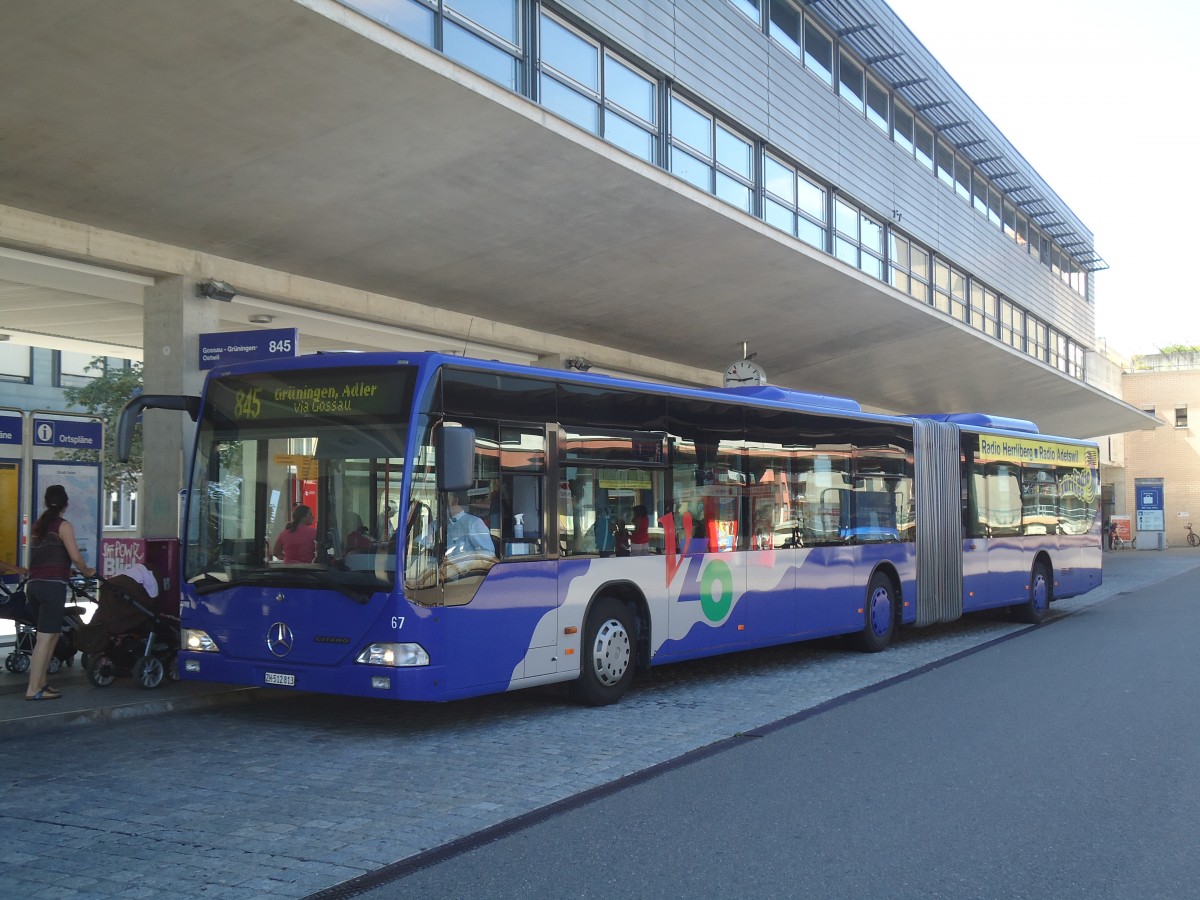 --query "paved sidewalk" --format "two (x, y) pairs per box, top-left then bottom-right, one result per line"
(0, 546), (1196, 739)
(0, 661), (280, 735)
